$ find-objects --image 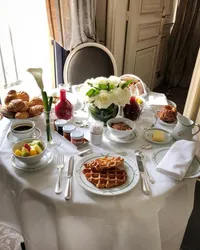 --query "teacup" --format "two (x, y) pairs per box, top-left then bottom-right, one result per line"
(11, 121), (37, 140)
